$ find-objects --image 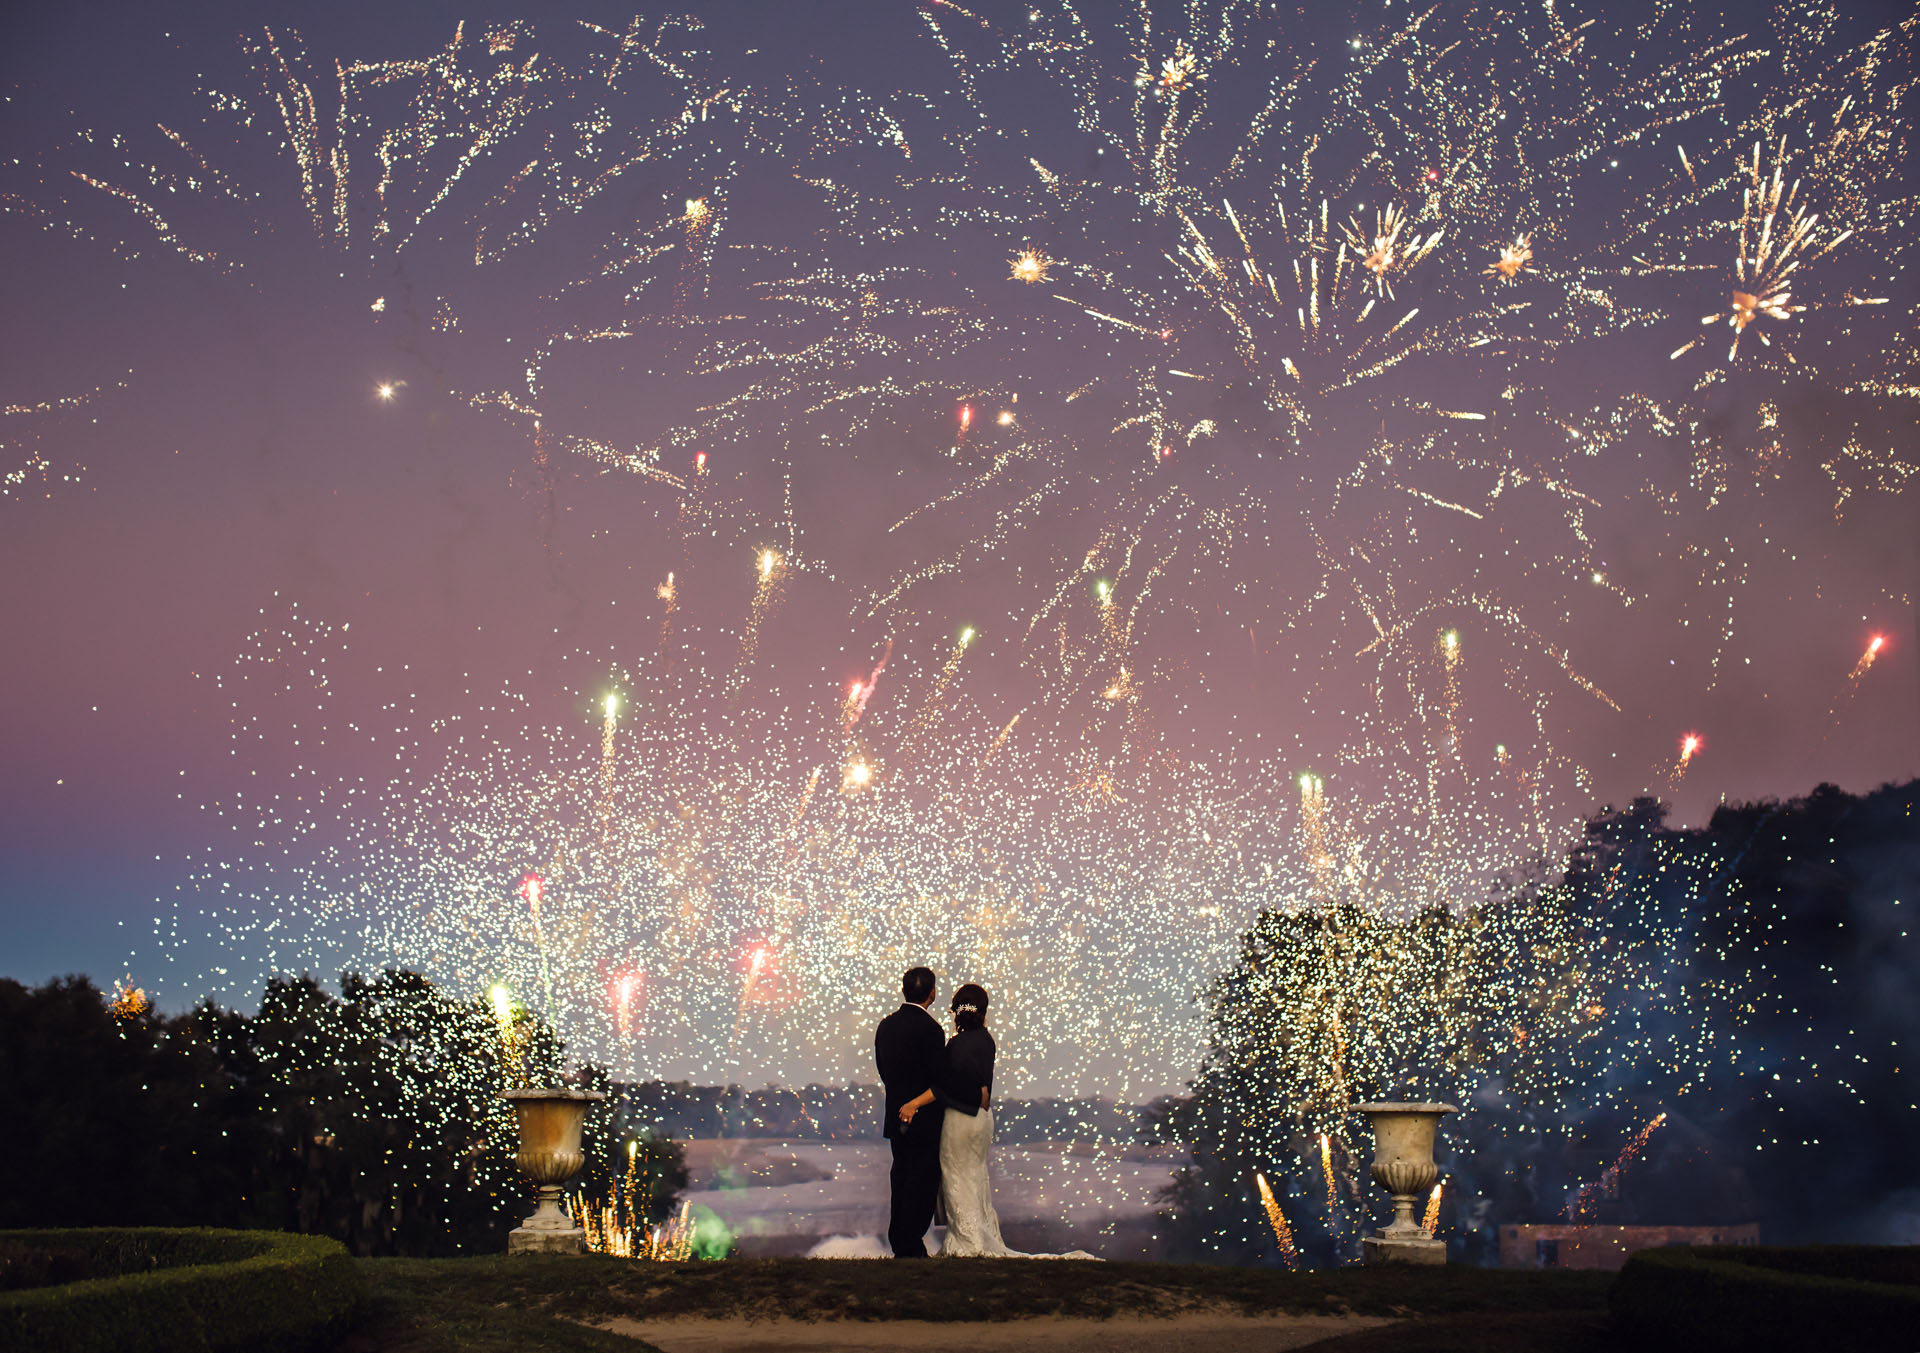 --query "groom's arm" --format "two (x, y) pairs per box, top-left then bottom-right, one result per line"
(897, 1086), (937, 1125)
